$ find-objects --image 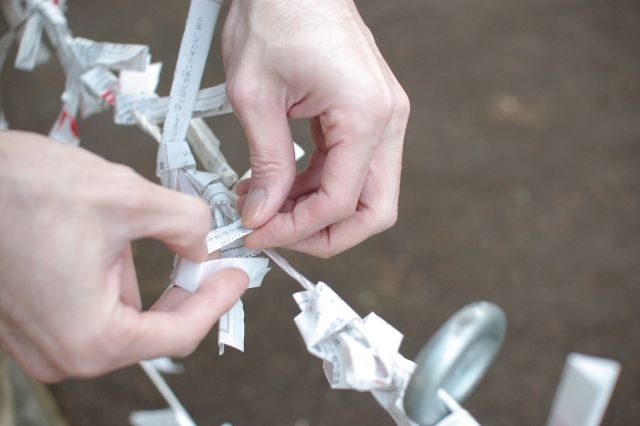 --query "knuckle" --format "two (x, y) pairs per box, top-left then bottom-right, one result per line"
(249, 151), (294, 180)
(316, 229), (345, 259)
(109, 164), (143, 194)
(378, 92), (395, 120)
(320, 109), (369, 143)
(330, 194), (358, 221)
(320, 108), (351, 133)
(362, 87), (394, 125)
(374, 207), (398, 233)
(396, 89), (411, 120)
(381, 208), (399, 231)
(187, 197), (212, 230)
(318, 246), (340, 259)
(226, 80), (259, 112)
(95, 165), (146, 210)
